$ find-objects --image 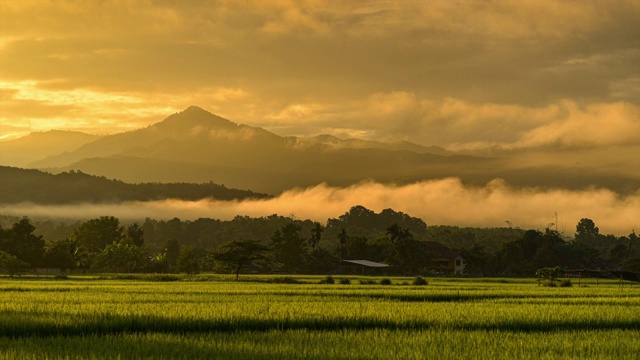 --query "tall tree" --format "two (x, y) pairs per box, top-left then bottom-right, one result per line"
(45, 238), (84, 272)
(309, 222), (323, 249)
(124, 223), (144, 247)
(575, 218), (600, 246)
(271, 223), (308, 273)
(337, 228), (348, 262)
(213, 239), (273, 280)
(74, 216), (123, 253)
